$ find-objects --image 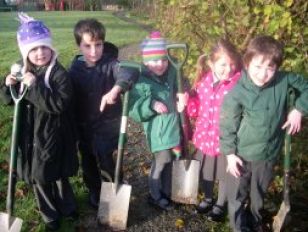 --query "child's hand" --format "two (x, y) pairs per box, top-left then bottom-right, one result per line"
(152, 100), (168, 114)
(5, 74), (18, 86)
(100, 85), (122, 112)
(282, 108), (302, 135)
(22, 72), (36, 87)
(176, 92), (188, 113)
(226, 154), (243, 178)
